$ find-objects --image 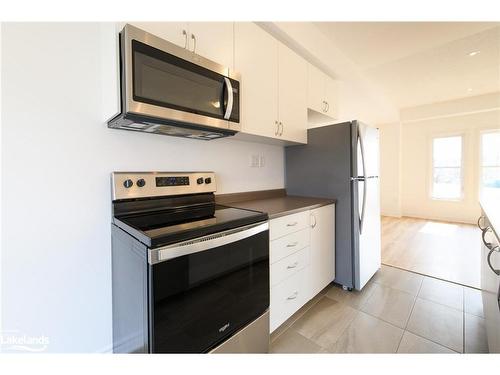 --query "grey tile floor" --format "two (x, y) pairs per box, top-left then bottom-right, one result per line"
(270, 265), (488, 354)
